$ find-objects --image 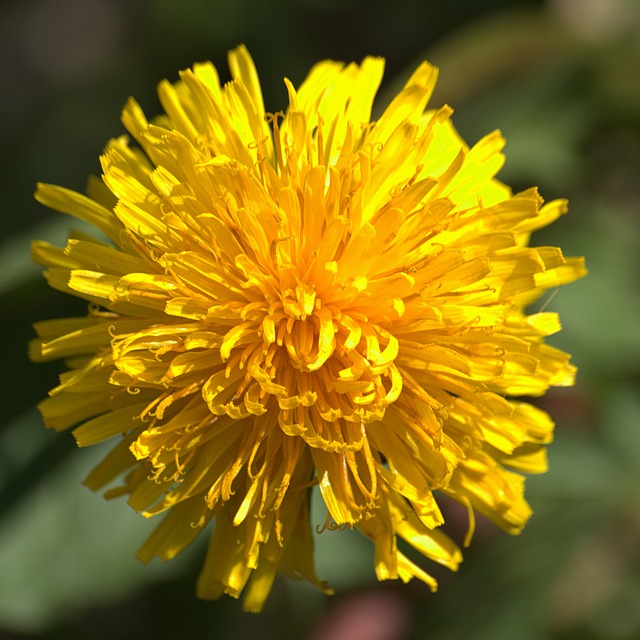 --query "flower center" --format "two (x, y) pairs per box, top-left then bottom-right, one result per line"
(220, 279), (399, 448)
(277, 283), (336, 373)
